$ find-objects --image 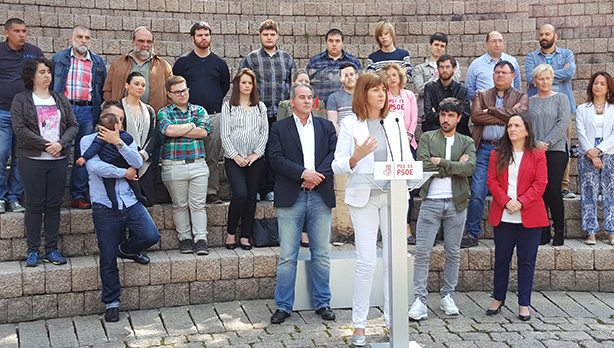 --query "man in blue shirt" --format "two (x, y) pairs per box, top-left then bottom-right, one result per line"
(83, 116), (160, 323)
(52, 25), (107, 210)
(525, 24), (577, 199)
(0, 18), (43, 214)
(306, 29), (362, 105)
(465, 31), (521, 100)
